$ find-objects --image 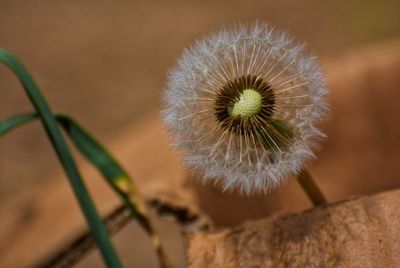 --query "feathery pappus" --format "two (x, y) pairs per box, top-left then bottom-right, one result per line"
(163, 23), (328, 194)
